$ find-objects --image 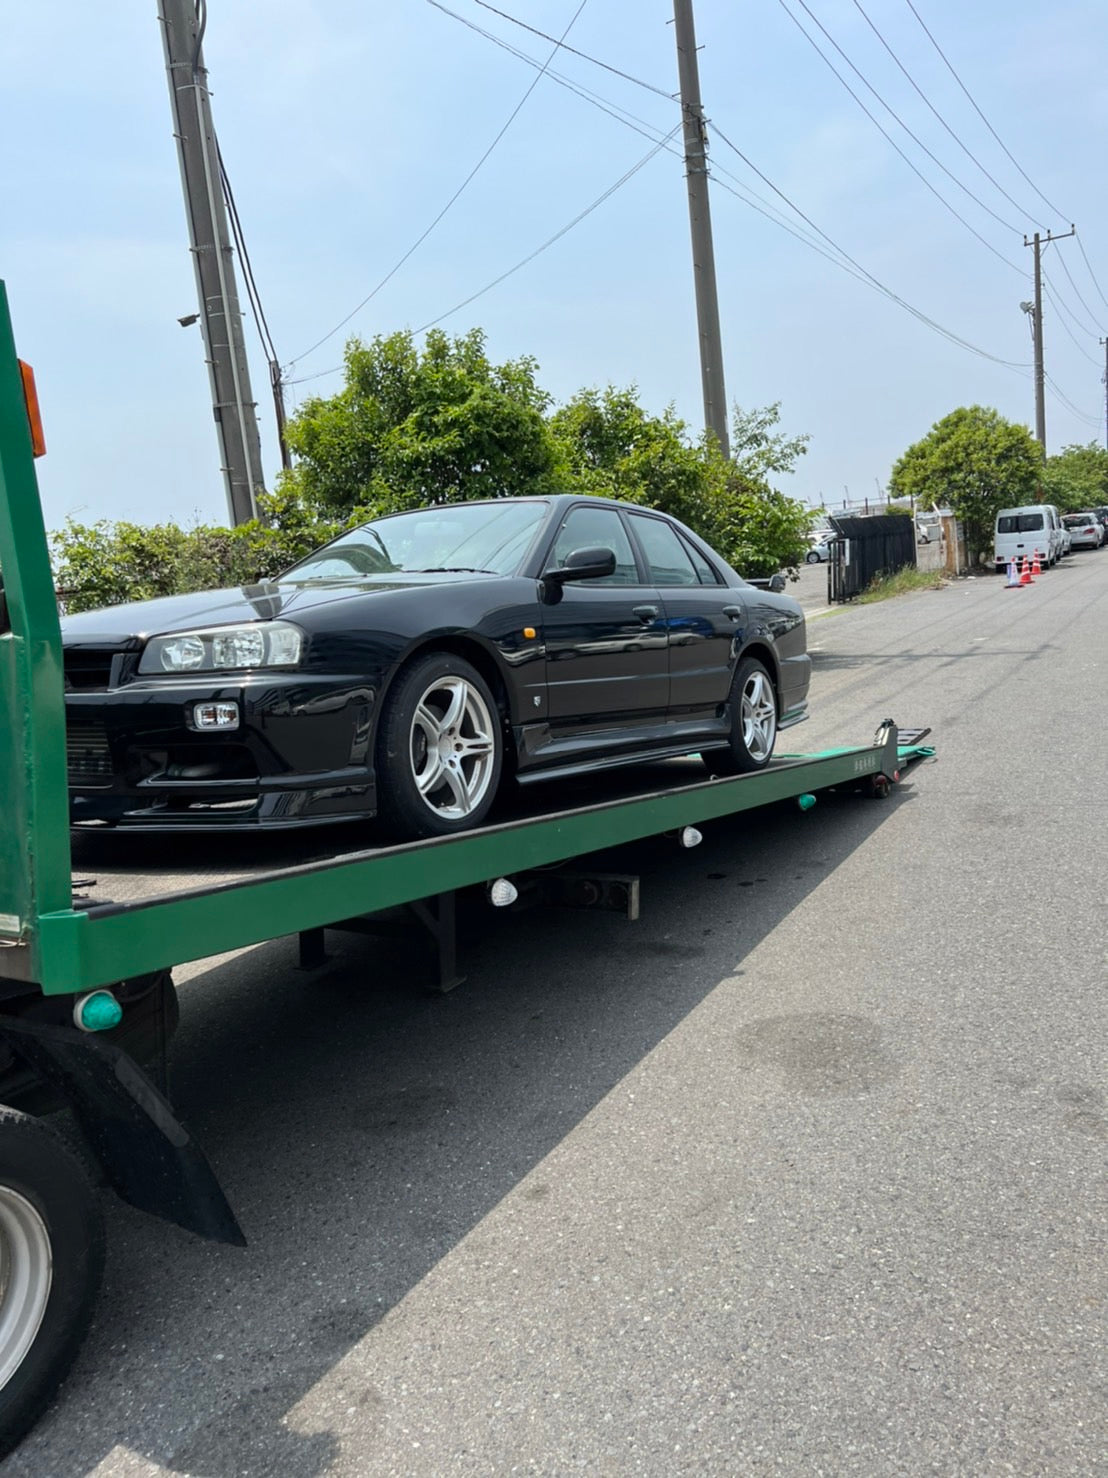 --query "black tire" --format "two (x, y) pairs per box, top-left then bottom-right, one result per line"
(0, 1108), (104, 1460)
(805, 550), (821, 564)
(376, 652), (504, 839)
(703, 656), (779, 777)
